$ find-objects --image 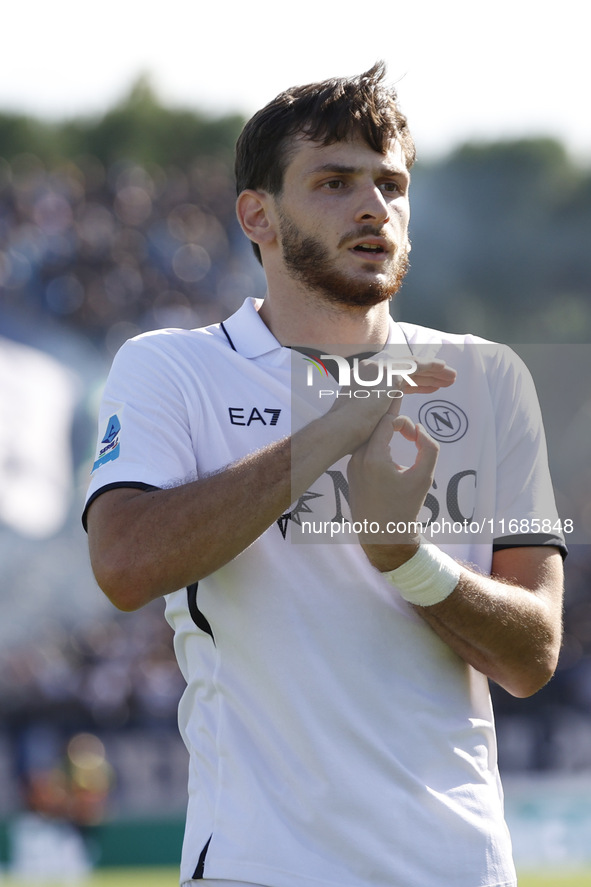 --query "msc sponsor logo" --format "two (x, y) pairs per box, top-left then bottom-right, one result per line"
(418, 400), (468, 443)
(279, 466), (479, 539)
